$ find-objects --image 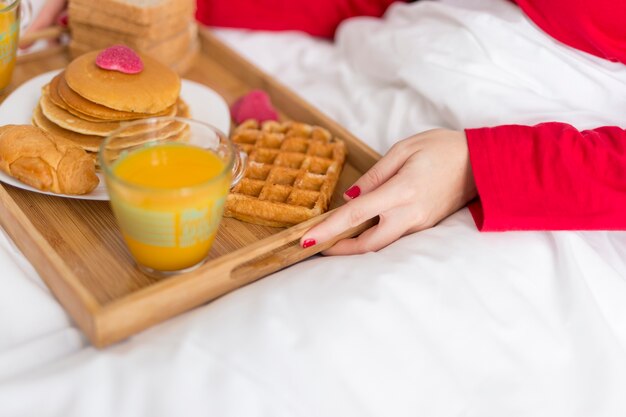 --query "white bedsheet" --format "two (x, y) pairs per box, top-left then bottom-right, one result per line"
(2, 0), (626, 415)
